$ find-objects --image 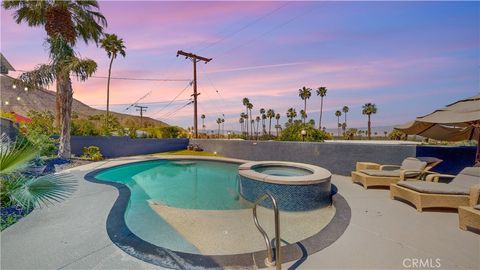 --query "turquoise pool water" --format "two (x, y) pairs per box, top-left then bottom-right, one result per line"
(95, 159), (246, 210)
(94, 159), (249, 253)
(253, 165), (312, 176)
